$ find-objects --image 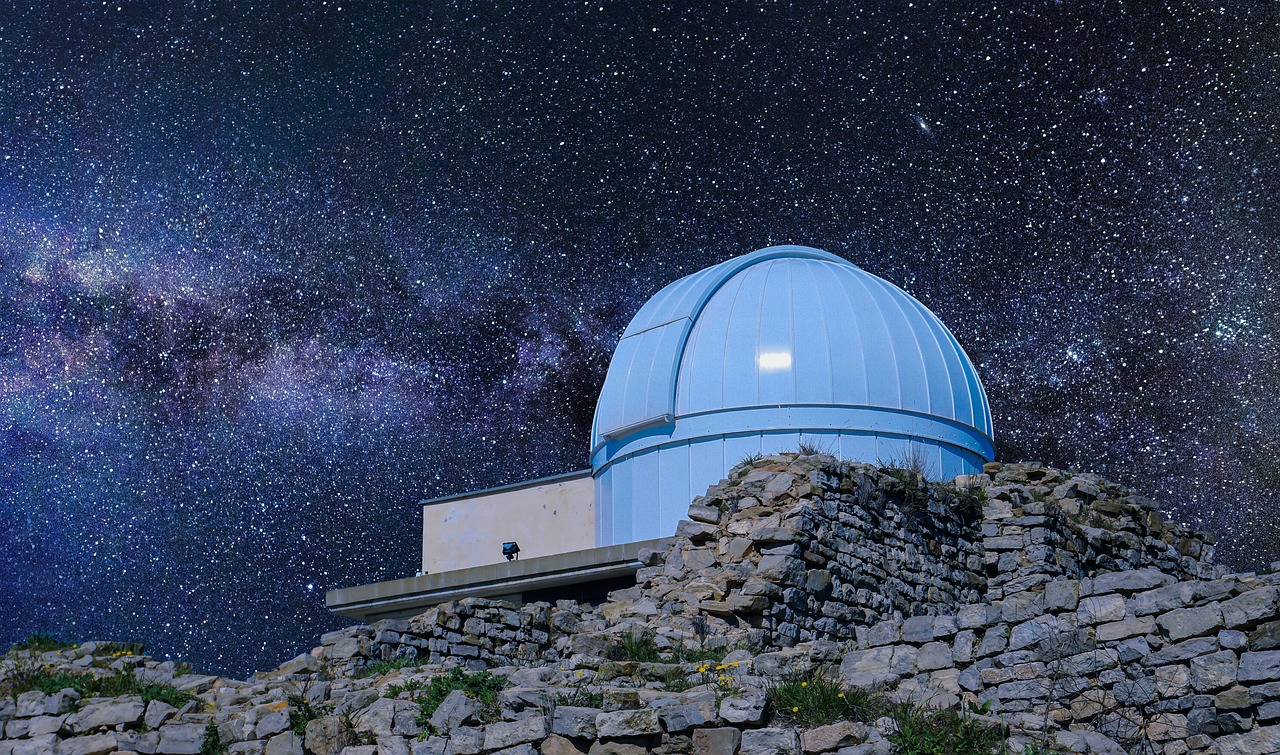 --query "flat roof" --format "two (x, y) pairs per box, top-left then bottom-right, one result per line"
(326, 538), (662, 622)
(419, 468), (592, 508)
